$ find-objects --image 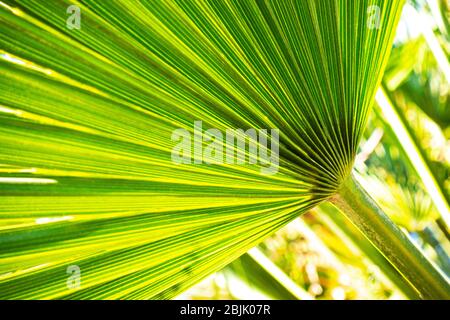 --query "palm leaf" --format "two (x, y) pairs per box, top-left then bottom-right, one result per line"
(0, 0), (416, 299)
